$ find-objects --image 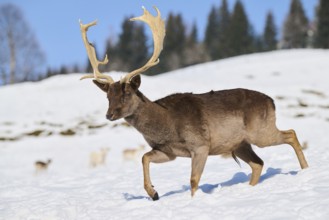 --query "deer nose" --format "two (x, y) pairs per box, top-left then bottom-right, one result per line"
(106, 113), (114, 121)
